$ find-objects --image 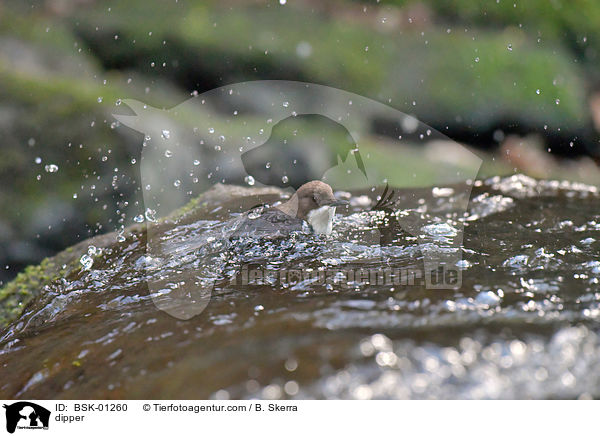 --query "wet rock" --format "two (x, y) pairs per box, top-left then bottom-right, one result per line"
(1, 177), (600, 399)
